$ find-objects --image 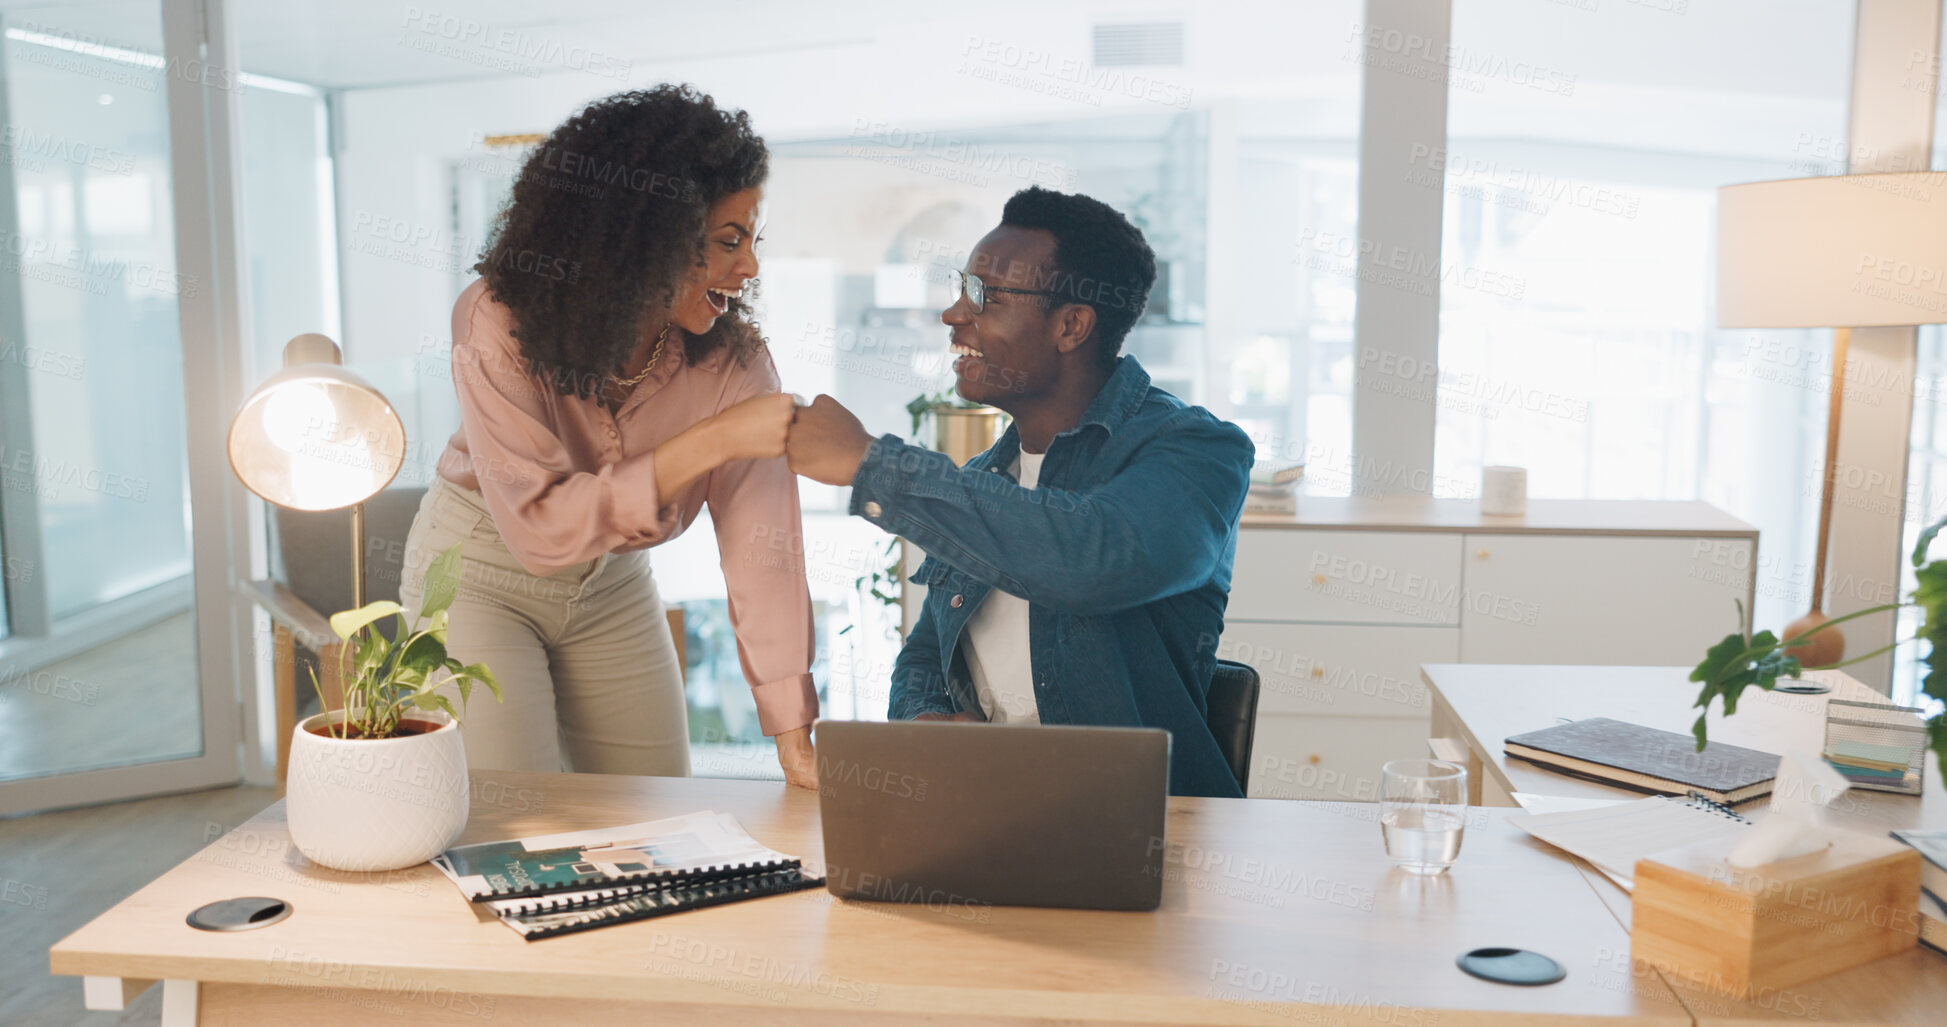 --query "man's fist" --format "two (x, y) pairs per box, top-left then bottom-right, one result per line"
(786, 394), (874, 486)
